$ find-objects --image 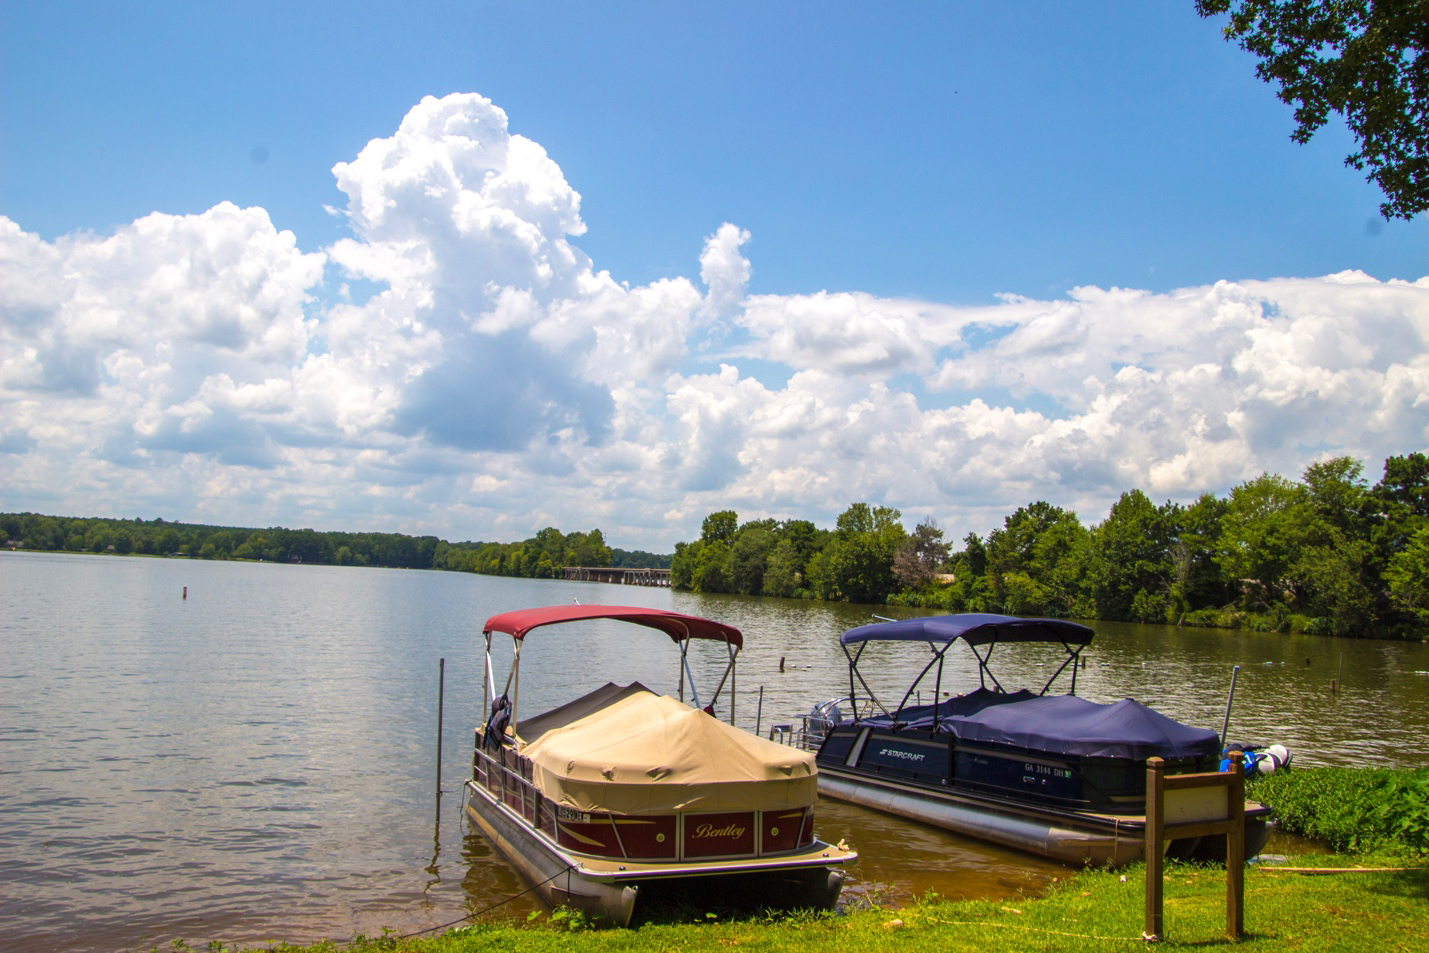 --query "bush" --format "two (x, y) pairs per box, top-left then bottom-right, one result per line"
(1251, 765), (1429, 853)
(1181, 608), (1238, 629)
